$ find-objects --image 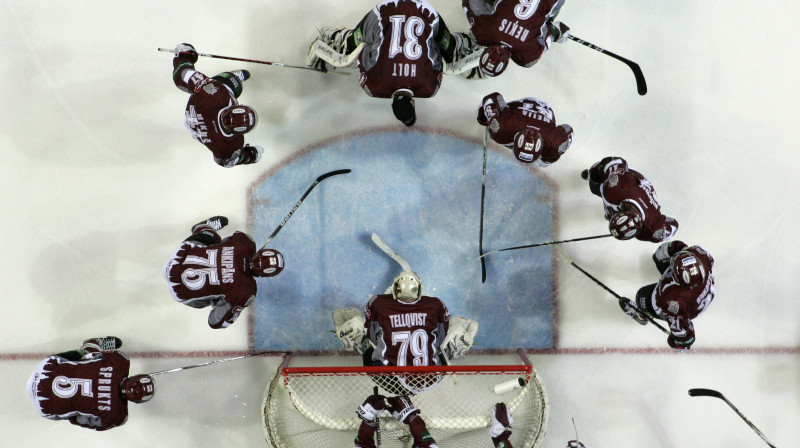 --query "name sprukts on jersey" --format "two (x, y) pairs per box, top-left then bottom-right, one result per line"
(389, 312), (427, 328)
